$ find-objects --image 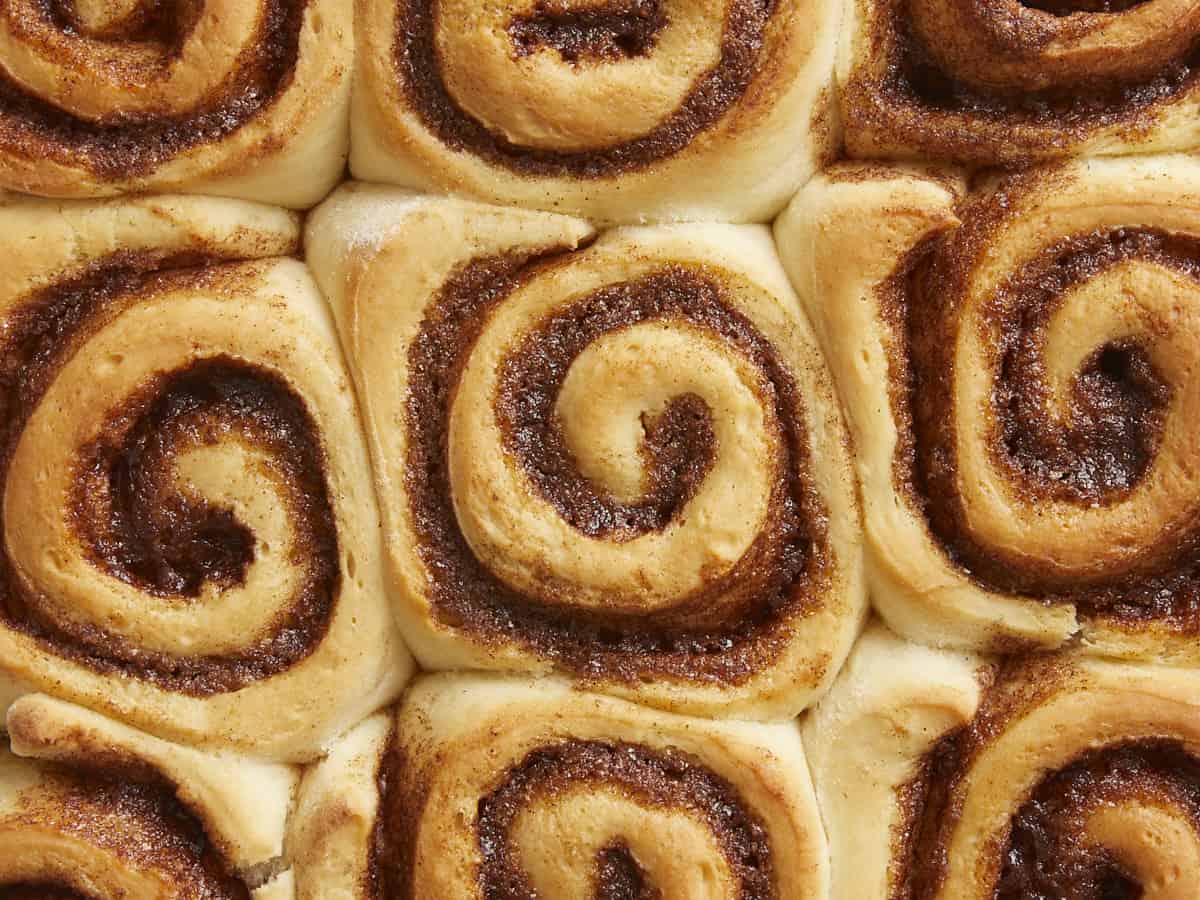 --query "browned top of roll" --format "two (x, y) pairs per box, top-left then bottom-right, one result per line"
(891, 656), (1200, 900)
(393, 0), (776, 177)
(368, 730), (778, 900)
(877, 168), (1200, 633)
(0, 1), (306, 177)
(847, 0), (1200, 161)
(6, 758), (249, 899)
(0, 250), (338, 694)
(402, 251), (832, 687)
